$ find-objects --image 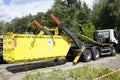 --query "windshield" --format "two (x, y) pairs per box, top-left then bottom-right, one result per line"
(97, 31), (110, 39)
